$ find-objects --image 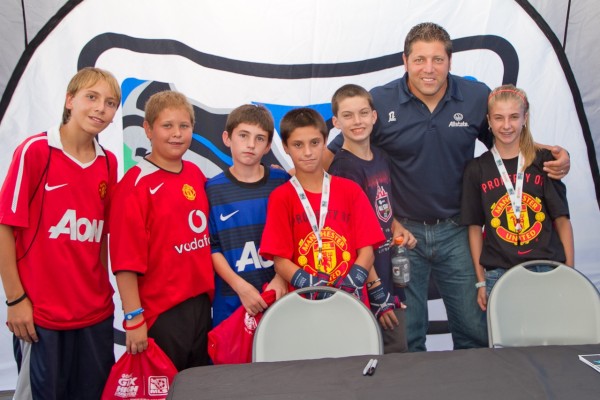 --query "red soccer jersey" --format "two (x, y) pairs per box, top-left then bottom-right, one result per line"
(0, 127), (116, 330)
(109, 159), (214, 327)
(260, 175), (385, 302)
